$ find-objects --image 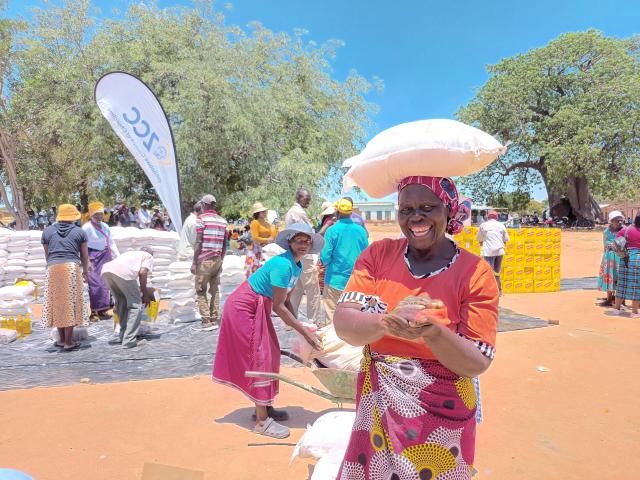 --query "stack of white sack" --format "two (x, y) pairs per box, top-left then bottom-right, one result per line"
(111, 227), (179, 298)
(3, 230), (30, 287)
(110, 226), (140, 254)
(0, 228), (11, 284)
(291, 411), (356, 480)
(25, 230), (47, 289)
(292, 324), (363, 371)
(136, 229), (178, 297)
(261, 242), (285, 261)
(219, 255), (246, 309)
(166, 261), (199, 323)
(0, 283), (34, 320)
